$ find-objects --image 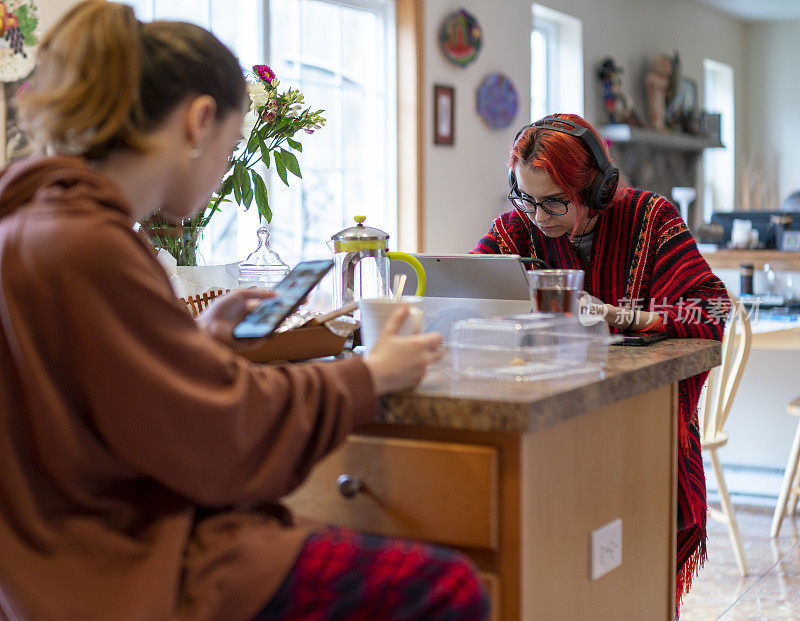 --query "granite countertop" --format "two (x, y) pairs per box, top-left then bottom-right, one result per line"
(375, 338), (720, 433)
